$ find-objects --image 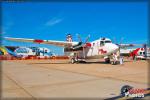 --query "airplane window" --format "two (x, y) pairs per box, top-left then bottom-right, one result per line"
(105, 41), (111, 43)
(93, 43), (95, 46)
(140, 52), (142, 55)
(100, 41), (104, 46)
